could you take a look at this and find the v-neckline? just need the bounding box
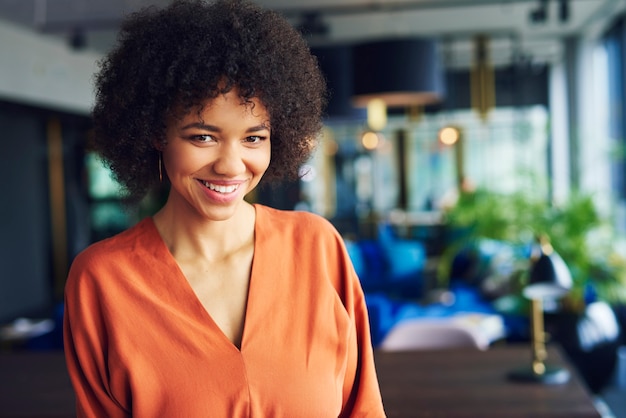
[147,205,262,352]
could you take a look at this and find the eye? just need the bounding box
[190,134,215,144]
[245,135,267,144]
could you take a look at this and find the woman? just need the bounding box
[63,0,386,416]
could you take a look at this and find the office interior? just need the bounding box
[2,0,626,416]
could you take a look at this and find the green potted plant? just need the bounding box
[438,186,626,393]
[439,187,626,311]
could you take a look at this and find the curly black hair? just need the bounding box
[92,0,327,202]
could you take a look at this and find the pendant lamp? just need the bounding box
[311,45,365,120]
[471,34,495,122]
[352,38,446,109]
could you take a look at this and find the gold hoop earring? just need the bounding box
[158,153,163,182]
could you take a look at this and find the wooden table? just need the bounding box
[0,345,602,417]
[375,344,602,417]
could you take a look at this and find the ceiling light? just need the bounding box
[438,126,460,146]
[529,0,548,24]
[367,99,387,131]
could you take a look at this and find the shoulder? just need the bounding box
[75,218,154,260]
[254,204,350,267]
[254,204,339,239]
[67,218,157,283]
[253,205,361,303]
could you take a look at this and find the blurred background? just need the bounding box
[2,0,626,414]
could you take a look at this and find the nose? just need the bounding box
[212,142,246,176]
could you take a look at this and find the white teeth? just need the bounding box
[202,181,239,194]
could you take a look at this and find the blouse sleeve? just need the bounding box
[333,232,387,417]
[63,253,131,418]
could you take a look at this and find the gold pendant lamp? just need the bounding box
[470,34,496,123]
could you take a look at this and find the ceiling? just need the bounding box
[0,0,624,67]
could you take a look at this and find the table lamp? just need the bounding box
[508,237,573,384]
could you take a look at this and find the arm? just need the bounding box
[341,287,387,417]
[63,255,131,418]
[335,235,387,417]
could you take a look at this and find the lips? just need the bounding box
[198,180,240,194]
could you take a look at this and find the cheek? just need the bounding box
[164,147,204,176]
[255,148,272,174]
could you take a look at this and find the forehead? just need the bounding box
[172,91,270,126]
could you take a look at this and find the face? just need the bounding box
[161,89,271,222]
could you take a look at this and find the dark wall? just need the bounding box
[0,101,90,323]
[0,104,52,322]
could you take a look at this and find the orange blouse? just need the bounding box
[64,204,385,417]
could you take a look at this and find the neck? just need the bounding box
[152,201,256,263]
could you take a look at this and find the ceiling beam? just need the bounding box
[275,0,566,18]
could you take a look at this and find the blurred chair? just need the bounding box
[376,223,426,298]
[379,319,489,351]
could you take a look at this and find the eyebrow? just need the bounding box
[180,122,270,133]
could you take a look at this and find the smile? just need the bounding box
[200,180,240,194]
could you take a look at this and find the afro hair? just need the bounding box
[91,0,327,202]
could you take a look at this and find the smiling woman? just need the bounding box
[62,0,385,417]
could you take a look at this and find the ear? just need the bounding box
[153,140,166,151]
